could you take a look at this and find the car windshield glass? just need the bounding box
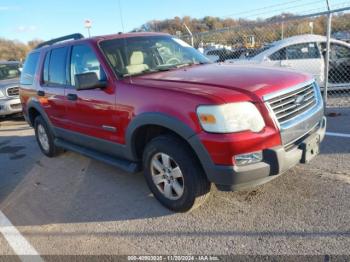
[100,35,210,77]
[0,64,20,80]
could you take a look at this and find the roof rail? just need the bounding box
[35,33,84,49]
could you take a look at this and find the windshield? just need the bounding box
[0,63,21,80]
[245,45,272,59]
[100,35,210,77]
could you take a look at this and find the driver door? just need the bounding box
[63,44,118,146]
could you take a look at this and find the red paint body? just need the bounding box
[20,33,313,165]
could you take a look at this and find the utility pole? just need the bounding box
[184,23,194,47]
[309,21,314,34]
[323,0,332,104]
[281,15,285,40]
[84,20,92,38]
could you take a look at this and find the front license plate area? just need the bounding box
[299,134,320,163]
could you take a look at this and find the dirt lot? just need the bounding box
[0,109,349,257]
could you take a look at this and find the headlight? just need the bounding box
[197,102,265,133]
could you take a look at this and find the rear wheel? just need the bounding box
[143,135,211,212]
[34,116,60,157]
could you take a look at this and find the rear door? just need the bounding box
[40,47,69,128]
[63,43,117,145]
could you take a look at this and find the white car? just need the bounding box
[228,34,350,90]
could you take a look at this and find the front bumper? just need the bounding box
[0,98,22,116]
[199,116,326,191]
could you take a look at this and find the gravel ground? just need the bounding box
[0,111,349,257]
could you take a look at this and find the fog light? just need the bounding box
[235,151,263,166]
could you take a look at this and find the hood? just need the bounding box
[0,78,20,90]
[131,63,312,102]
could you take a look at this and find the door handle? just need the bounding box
[37,90,45,96]
[67,93,78,101]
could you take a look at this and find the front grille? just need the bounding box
[6,87,19,96]
[10,103,22,110]
[267,83,317,124]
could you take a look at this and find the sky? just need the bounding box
[0,0,348,43]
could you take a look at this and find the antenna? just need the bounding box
[118,0,125,33]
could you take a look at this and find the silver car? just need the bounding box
[0,61,22,117]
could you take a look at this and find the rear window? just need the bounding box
[20,52,40,85]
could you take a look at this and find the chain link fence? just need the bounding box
[181,6,350,108]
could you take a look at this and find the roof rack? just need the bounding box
[35,33,84,49]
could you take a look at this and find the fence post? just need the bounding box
[323,3,332,105]
[184,23,194,47]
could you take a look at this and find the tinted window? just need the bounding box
[48,47,68,85]
[270,48,286,60]
[20,52,39,85]
[0,63,21,81]
[42,51,50,83]
[70,45,105,86]
[207,50,219,56]
[331,44,350,59]
[285,43,320,60]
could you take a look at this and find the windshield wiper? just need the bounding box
[122,62,208,77]
[123,68,170,77]
[157,61,208,71]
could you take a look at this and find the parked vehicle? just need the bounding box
[228,34,350,90]
[204,48,248,62]
[0,61,22,117]
[20,33,326,211]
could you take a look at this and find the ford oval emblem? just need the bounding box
[295,94,306,106]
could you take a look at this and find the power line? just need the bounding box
[232,0,326,19]
[223,0,305,17]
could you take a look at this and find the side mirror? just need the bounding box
[75,72,107,91]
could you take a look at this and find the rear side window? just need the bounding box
[47,47,68,85]
[20,52,40,85]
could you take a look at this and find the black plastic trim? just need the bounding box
[35,33,84,49]
[54,127,127,159]
[54,138,140,173]
[125,113,197,161]
[26,99,56,135]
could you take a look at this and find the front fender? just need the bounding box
[125,112,196,160]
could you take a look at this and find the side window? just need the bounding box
[48,47,68,85]
[20,52,40,85]
[285,43,320,60]
[42,51,50,84]
[70,44,106,86]
[331,44,350,60]
[270,48,286,61]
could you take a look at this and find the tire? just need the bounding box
[34,116,60,157]
[143,134,211,212]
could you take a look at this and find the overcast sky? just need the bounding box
[0,0,348,42]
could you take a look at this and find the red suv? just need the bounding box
[20,33,326,211]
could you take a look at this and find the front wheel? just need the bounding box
[143,135,211,212]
